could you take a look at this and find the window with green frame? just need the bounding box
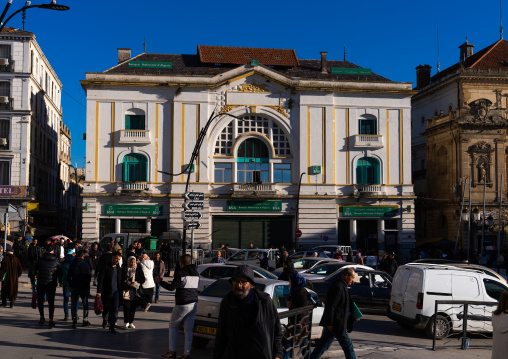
[359,118,377,135]
[356,157,380,184]
[237,138,269,183]
[122,153,148,182]
[125,115,145,130]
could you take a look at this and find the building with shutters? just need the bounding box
[81,46,415,257]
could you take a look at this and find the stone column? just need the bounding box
[350,220,357,248]
[115,218,121,233]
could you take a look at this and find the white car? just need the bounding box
[196,263,277,292]
[227,249,278,270]
[312,245,353,255]
[300,262,374,281]
[272,258,339,277]
[191,278,324,349]
[290,251,331,260]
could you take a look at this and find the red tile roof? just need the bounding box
[197,45,300,67]
[468,39,508,69]
[0,27,32,35]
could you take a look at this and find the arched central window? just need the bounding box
[237,138,269,183]
[356,157,380,184]
[122,153,147,182]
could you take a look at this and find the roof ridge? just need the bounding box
[103,52,145,73]
[470,39,503,68]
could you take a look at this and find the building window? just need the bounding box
[0,160,9,184]
[214,163,232,183]
[359,117,377,135]
[238,162,269,183]
[0,119,9,149]
[125,114,145,130]
[237,138,269,183]
[122,153,148,182]
[273,163,291,183]
[356,157,380,184]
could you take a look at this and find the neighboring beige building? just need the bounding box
[412,38,508,253]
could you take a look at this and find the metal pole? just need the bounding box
[295,172,305,250]
[74,166,78,239]
[498,174,503,266]
[468,178,471,263]
[0,0,13,28]
[191,228,194,264]
[482,174,486,256]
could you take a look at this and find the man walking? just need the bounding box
[158,254,199,359]
[96,252,122,333]
[34,245,62,327]
[67,249,92,328]
[27,238,40,286]
[310,268,358,359]
[0,248,23,308]
[213,265,283,359]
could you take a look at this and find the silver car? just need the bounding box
[196,263,277,292]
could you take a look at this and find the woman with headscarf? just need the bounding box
[122,256,142,329]
[0,249,23,308]
[492,291,508,359]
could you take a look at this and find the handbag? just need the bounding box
[94,296,103,315]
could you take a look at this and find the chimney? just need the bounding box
[117,48,131,64]
[415,64,432,89]
[320,51,328,74]
[458,40,474,62]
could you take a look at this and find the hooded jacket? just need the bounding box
[34,252,62,286]
[160,264,199,305]
[213,288,283,359]
[138,259,155,289]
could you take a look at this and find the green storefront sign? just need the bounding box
[342,206,398,217]
[227,200,282,212]
[331,67,372,75]
[128,61,173,69]
[105,205,163,216]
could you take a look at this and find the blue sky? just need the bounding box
[9,0,506,168]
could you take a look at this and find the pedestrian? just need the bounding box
[96,251,123,333]
[153,252,165,303]
[492,291,508,359]
[83,248,93,271]
[278,249,288,268]
[27,238,40,286]
[382,252,398,277]
[122,256,142,329]
[278,257,295,281]
[138,253,155,311]
[90,242,101,286]
[57,238,66,262]
[60,248,76,321]
[13,236,24,264]
[160,241,171,275]
[346,252,353,262]
[0,245,4,263]
[333,249,344,261]
[224,244,231,259]
[211,250,226,264]
[310,267,359,359]
[213,264,283,359]
[258,252,269,270]
[353,252,364,265]
[159,254,199,359]
[34,245,62,327]
[0,248,22,308]
[67,249,92,328]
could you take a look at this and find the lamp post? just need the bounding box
[295,172,305,250]
[0,1,70,32]
[68,164,79,239]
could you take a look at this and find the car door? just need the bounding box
[349,270,373,308]
[273,284,291,313]
[451,274,484,331]
[482,278,508,332]
[370,272,392,310]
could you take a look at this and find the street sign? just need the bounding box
[183,202,204,211]
[322,235,329,242]
[295,229,302,238]
[184,221,202,230]
[182,211,203,220]
[184,192,205,201]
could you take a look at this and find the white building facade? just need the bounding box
[81,46,415,257]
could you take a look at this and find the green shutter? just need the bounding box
[356,157,380,184]
[125,115,131,130]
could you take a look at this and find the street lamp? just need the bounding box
[0,1,70,33]
[472,207,481,222]
[68,164,79,239]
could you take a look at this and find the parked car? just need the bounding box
[196,263,277,291]
[290,251,330,260]
[272,258,339,277]
[191,278,324,348]
[99,232,150,251]
[310,268,392,311]
[227,249,278,270]
[312,245,353,255]
[407,262,507,284]
[299,262,373,281]
[202,248,240,264]
[388,264,508,339]
[410,258,466,265]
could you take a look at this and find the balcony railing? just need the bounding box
[118,130,151,144]
[356,184,384,194]
[354,134,384,148]
[118,182,151,192]
[233,183,276,194]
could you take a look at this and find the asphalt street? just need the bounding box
[0,274,494,359]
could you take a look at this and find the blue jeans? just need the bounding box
[71,288,89,323]
[62,286,73,318]
[168,302,197,355]
[154,281,161,301]
[310,327,356,359]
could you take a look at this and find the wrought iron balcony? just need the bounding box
[233,183,276,194]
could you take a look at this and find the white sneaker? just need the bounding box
[129,323,135,329]
[123,323,130,329]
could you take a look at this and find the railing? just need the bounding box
[233,183,276,192]
[356,184,383,193]
[119,182,151,191]
[279,305,314,359]
[354,134,384,148]
[432,300,496,351]
[119,129,151,143]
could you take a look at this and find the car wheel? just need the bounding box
[192,337,209,349]
[425,314,451,339]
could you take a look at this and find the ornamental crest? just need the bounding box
[469,99,492,123]
[470,141,493,152]
[238,82,268,93]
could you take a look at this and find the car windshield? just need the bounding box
[307,263,347,275]
[254,267,277,279]
[228,251,245,261]
[200,280,266,298]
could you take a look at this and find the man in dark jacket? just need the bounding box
[158,254,199,359]
[67,249,92,328]
[0,248,22,307]
[213,265,283,359]
[381,252,398,277]
[96,251,122,333]
[34,245,62,327]
[310,268,358,359]
[27,238,40,286]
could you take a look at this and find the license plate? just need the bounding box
[197,325,216,335]
[392,303,401,312]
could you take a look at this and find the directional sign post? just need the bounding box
[182,211,203,220]
[184,221,202,230]
[183,202,204,211]
[184,192,205,201]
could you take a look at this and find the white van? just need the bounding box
[388,264,508,339]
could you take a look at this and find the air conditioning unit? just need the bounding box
[0,138,7,146]
[0,96,9,103]
[0,58,9,66]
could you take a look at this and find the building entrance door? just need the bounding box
[356,219,378,251]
